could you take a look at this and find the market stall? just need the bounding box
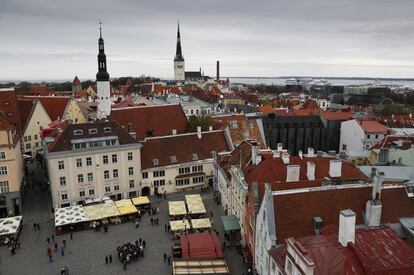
[191,218,212,231]
[132,196,150,207]
[115,199,138,218]
[0,216,23,244]
[170,219,191,240]
[83,204,103,221]
[169,201,187,219]
[185,195,206,216]
[54,205,87,234]
[100,201,121,224]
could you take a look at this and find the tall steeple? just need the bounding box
[96,20,111,119]
[174,22,184,62]
[96,20,110,81]
[174,21,185,81]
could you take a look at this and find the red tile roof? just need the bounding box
[109,104,188,141]
[0,89,22,135]
[140,130,230,169]
[19,96,69,121]
[31,85,53,96]
[0,112,10,130]
[17,99,35,133]
[371,135,414,150]
[271,227,414,275]
[357,120,388,134]
[302,100,321,110]
[273,186,414,244]
[73,76,81,85]
[153,85,181,95]
[180,231,223,259]
[322,110,354,121]
[257,105,275,113]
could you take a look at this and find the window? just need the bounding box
[375,134,379,139]
[142,172,148,179]
[179,167,190,175]
[105,186,111,192]
[128,152,133,161]
[28,136,31,141]
[112,154,117,163]
[129,180,135,188]
[128,167,134,175]
[104,127,112,133]
[0,166,8,176]
[87,173,93,182]
[76,158,82,168]
[192,153,198,161]
[35,142,39,147]
[78,174,84,183]
[153,170,165,177]
[61,193,68,200]
[24,136,27,142]
[152,159,159,166]
[192,176,204,184]
[86,157,92,166]
[59,177,66,186]
[114,185,119,191]
[103,155,108,164]
[26,143,31,149]
[0,152,5,160]
[154,180,165,186]
[89,128,98,134]
[58,161,65,170]
[176,178,190,186]
[79,190,85,197]
[104,170,110,179]
[113,169,118,178]
[34,134,38,140]
[367,134,371,139]
[192,165,203,173]
[0,181,10,193]
[73,129,83,136]
[89,189,95,195]
[170,155,177,163]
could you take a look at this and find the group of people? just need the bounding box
[92,221,109,232]
[117,239,146,270]
[33,222,41,231]
[7,237,20,255]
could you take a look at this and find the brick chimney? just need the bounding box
[329,159,342,177]
[197,126,202,139]
[172,129,177,135]
[307,162,315,181]
[338,209,356,247]
[307,147,315,157]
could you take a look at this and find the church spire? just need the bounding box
[96,20,109,82]
[174,21,184,62]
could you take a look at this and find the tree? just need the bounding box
[187,115,212,132]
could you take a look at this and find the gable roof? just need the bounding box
[47,120,138,153]
[356,120,388,134]
[140,130,230,169]
[19,96,69,121]
[73,76,81,85]
[0,89,22,135]
[17,99,35,133]
[370,135,414,150]
[0,112,10,130]
[109,104,188,141]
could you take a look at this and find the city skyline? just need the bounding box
[1,0,414,80]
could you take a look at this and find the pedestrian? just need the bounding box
[33,222,36,231]
[61,247,64,256]
[150,218,153,225]
[109,254,112,263]
[123,261,127,270]
[46,237,51,244]
[17,241,21,249]
[47,247,52,255]
[148,210,151,217]
[167,255,171,265]
[168,224,171,232]
[223,241,226,250]
[143,240,146,248]
[70,233,73,240]
[163,253,167,262]
[37,223,40,230]
[48,254,53,262]
[54,243,58,252]
[139,238,142,244]
[210,210,214,218]
[164,224,167,232]
[105,255,108,264]
[63,239,66,248]
[52,234,55,243]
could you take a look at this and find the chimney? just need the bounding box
[277,143,283,152]
[286,165,300,182]
[338,209,356,247]
[127,123,133,133]
[146,128,153,137]
[329,159,342,177]
[197,126,202,139]
[272,150,280,159]
[172,129,177,135]
[251,146,261,165]
[307,147,314,157]
[298,150,303,159]
[282,152,290,164]
[216,60,220,80]
[410,113,412,119]
[209,126,213,131]
[307,162,315,181]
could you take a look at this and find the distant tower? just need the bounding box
[96,21,111,119]
[174,22,185,81]
[72,76,82,92]
[216,61,220,80]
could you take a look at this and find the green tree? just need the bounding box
[187,115,212,132]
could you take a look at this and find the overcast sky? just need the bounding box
[1,0,414,81]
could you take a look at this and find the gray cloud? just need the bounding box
[0,0,414,80]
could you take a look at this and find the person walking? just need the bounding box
[70,233,73,240]
[46,237,51,244]
[164,224,167,232]
[150,218,153,225]
[109,254,112,263]
[51,234,55,243]
[123,261,127,270]
[167,255,171,266]
[63,239,66,248]
[61,247,65,256]
[37,223,40,230]
[105,255,108,264]
[33,222,37,231]
[47,247,52,256]
[143,240,146,248]
[54,243,58,252]
[163,253,167,262]
[48,254,53,262]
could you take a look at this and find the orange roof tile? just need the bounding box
[357,120,388,133]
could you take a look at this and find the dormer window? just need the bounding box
[192,153,198,161]
[74,129,83,136]
[152,158,159,166]
[89,128,98,134]
[170,156,177,163]
[103,127,112,133]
